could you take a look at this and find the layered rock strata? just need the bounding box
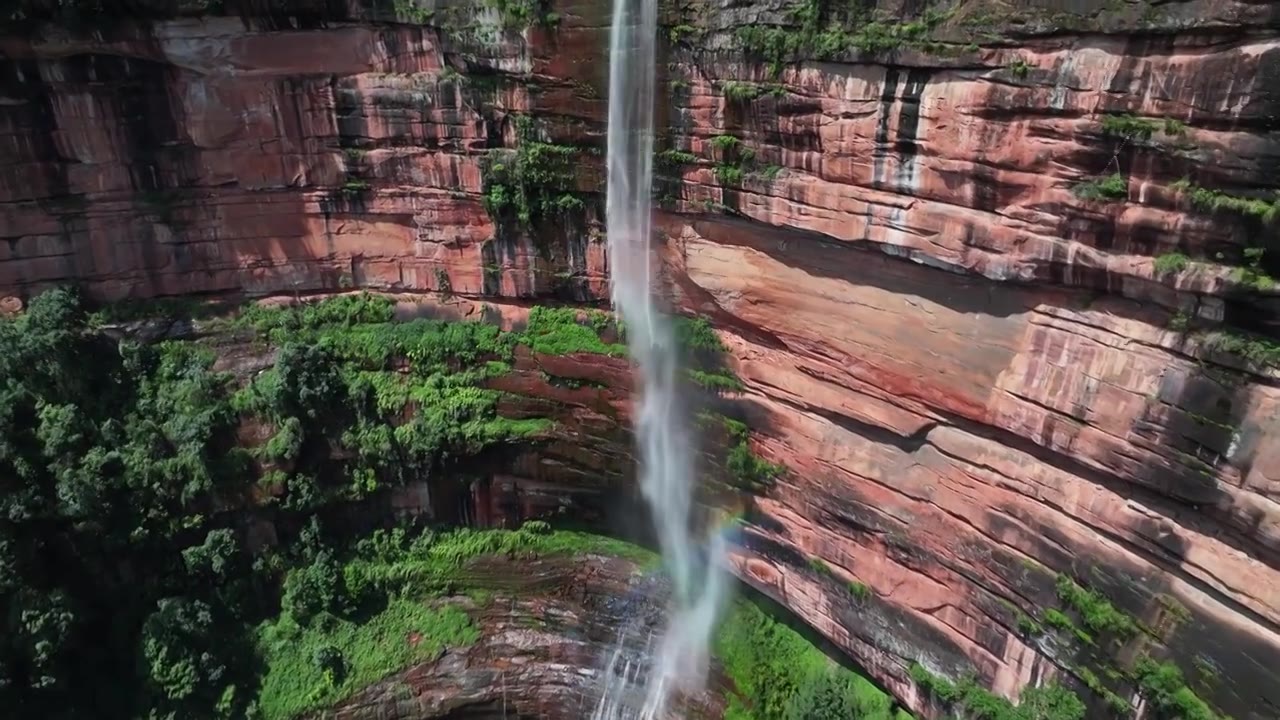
[3,1,1280,719]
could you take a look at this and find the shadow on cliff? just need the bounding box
[974,356,1280,719]
[0,18,363,303]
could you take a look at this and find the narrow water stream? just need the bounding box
[591,0,730,717]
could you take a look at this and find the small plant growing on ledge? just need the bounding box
[1054,574,1139,639]
[341,178,371,197]
[1134,656,1226,720]
[721,81,761,102]
[393,0,434,24]
[735,2,954,77]
[808,557,833,576]
[1100,113,1188,141]
[910,663,1087,720]
[1230,247,1276,291]
[1203,329,1280,369]
[1172,178,1280,222]
[847,580,871,601]
[1153,252,1190,275]
[1072,173,1128,201]
[1008,58,1032,78]
[668,24,697,43]
[708,134,759,188]
[657,149,697,168]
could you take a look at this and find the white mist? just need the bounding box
[591,0,729,717]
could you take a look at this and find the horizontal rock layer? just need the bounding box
[3,1,1279,719]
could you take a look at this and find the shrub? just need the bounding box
[1073,174,1128,201]
[1153,252,1189,274]
[281,552,349,627]
[1054,574,1138,639]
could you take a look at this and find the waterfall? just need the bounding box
[592,0,730,717]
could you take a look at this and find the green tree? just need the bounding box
[6,589,77,692]
[140,597,227,704]
[281,551,348,626]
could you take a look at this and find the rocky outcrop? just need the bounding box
[317,551,723,719]
[3,1,1280,719]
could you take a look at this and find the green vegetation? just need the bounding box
[1154,251,1190,275]
[1016,613,1042,637]
[1204,329,1280,369]
[1075,665,1132,715]
[1033,575,1232,716]
[675,315,745,391]
[257,599,475,719]
[1229,247,1276,291]
[1072,173,1128,201]
[808,557,833,576]
[1042,608,1094,646]
[668,23,697,43]
[0,288,655,718]
[482,116,585,230]
[722,417,783,488]
[697,413,785,490]
[803,556,875,599]
[86,295,234,326]
[1099,113,1185,141]
[1054,574,1139,640]
[722,81,762,102]
[716,601,910,720]
[710,134,757,187]
[522,306,624,356]
[676,316,784,489]
[1172,178,1280,223]
[482,0,558,29]
[255,524,647,719]
[847,581,871,602]
[341,178,371,196]
[1008,58,1032,78]
[910,663,1085,720]
[735,1,953,76]
[1135,656,1225,720]
[392,0,433,24]
[657,148,698,169]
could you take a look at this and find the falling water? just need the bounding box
[592,0,730,717]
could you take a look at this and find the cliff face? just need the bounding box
[3,1,1280,719]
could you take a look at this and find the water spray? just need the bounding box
[592,0,730,716]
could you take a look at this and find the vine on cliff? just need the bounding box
[482,116,587,234]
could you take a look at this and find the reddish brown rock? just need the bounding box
[661,209,1280,718]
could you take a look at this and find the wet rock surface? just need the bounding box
[314,553,721,720]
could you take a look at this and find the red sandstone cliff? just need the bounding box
[2,0,1279,718]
